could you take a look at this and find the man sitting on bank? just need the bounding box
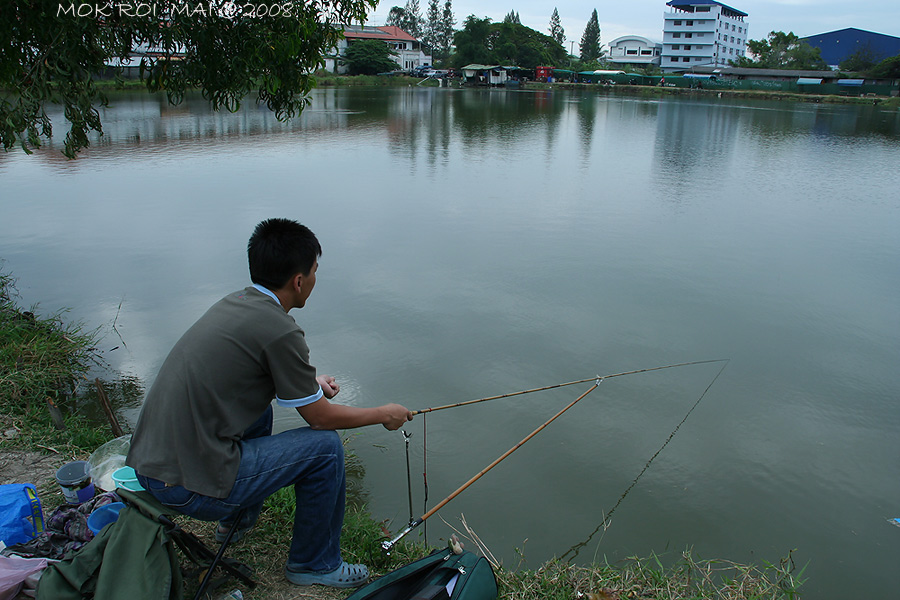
[126,218,412,588]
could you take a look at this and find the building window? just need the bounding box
[673,32,681,38]
[685,33,692,38]
[626,49,637,55]
[683,57,691,62]
[730,36,734,42]
[732,24,736,31]
[697,33,704,37]
[686,20,693,26]
[672,44,680,50]
[684,45,691,50]
[641,50,652,55]
[738,27,742,33]
[674,20,681,26]
[729,48,734,54]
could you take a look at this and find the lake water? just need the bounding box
[1,87,898,598]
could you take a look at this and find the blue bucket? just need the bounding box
[87,502,125,535]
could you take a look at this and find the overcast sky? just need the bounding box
[370,0,900,50]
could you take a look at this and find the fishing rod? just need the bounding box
[410,359,729,416]
[382,380,603,553]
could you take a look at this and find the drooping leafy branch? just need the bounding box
[0,0,377,158]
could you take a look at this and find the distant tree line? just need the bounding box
[732,30,900,77]
[382,5,606,68]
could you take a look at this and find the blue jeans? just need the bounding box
[135,406,346,573]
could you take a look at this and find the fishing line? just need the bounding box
[560,358,730,562]
[403,430,413,523]
[422,412,428,545]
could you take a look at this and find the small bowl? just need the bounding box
[88,502,125,534]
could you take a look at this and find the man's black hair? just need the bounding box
[248,218,322,290]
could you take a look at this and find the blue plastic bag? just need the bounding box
[0,484,44,547]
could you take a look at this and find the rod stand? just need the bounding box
[381,518,422,554]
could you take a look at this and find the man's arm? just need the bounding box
[295,374,411,431]
[297,398,412,431]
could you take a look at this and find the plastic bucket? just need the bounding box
[55,460,94,504]
[111,466,144,491]
[87,502,125,534]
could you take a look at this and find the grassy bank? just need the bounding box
[0,267,805,599]
[0,270,111,455]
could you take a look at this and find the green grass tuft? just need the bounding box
[0,268,110,454]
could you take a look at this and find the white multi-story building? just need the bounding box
[660,0,749,72]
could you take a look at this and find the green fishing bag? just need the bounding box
[346,548,497,600]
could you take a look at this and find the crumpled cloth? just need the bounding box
[1,493,120,560]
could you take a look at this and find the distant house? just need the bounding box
[324,25,432,74]
[460,65,509,86]
[802,28,900,69]
[661,0,749,73]
[607,36,662,68]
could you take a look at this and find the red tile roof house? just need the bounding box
[324,25,433,74]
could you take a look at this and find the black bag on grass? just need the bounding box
[347,548,497,600]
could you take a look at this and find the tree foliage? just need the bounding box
[423,0,454,62]
[452,16,565,69]
[386,0,422,37]
[452,16,494,66]
[386,6,407,28]
[732,31,827,70]
[341,39,400,75]
[839,43,883,72]
[0,0,376,158]
[503,11,520,25]
[440,1,456,60]
[865,53,900,78]
[579,9,601,62]
[424,0,441,51]
[549,8,565,47]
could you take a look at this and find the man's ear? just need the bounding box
[291,272,305,292]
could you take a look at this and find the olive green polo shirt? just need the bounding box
[126,286,320,498]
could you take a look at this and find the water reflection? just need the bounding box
[653,100,739,183]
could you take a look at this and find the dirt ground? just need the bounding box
[0,449,69,502]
